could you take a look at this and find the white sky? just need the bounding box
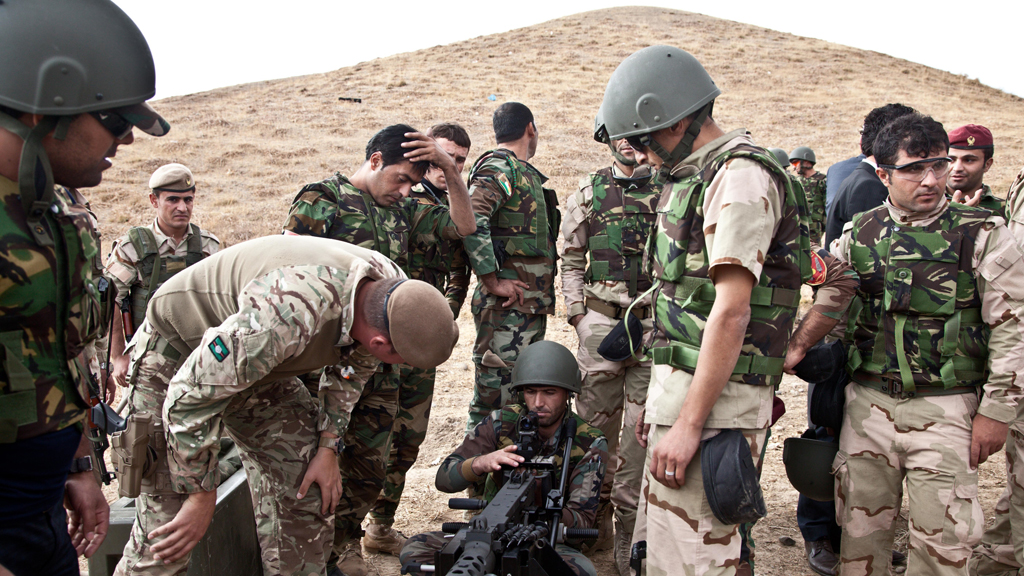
[113,1,1024,100]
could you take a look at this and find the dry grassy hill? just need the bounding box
[89,7,1022,576]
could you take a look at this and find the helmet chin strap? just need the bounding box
[0,111,73,246]
[646,101,714,182]
[609,141,638,168]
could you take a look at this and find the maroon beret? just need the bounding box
[949,124,993,149]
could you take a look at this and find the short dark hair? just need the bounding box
[861,103,916,157]
[982,147,994,162]
[493,102,534,144]
[365,124,429,172]
[428,123,471,149]
[362,277,406,337]
[873,113,949,168]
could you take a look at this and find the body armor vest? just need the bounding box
[470,150,559,278]
[128,223,205,331]
[585,167,659,297]
[846,204,989,391]
[648,144,811,387]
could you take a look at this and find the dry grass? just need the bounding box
[84,7,1018,576]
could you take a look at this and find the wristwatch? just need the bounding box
[68,456,94,474]
[318,437,342,454]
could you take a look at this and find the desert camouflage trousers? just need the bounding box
[369,364,436,525]
[400,530,597,576]
[466,306,547,432]
[573,308,651,535]
[835,383,983,576]
[631,425,768,576]
[330,367,401,560]
[970,429,1024,576]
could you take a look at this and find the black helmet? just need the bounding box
[510,341,582,394]
[783,429,839,502]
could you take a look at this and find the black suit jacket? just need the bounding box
[825,162,888,246]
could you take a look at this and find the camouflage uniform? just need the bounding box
[283,173,464,556]
[560,163,658,538]
[833,196,1024,576]
[463,149,559,432]
[0,176,105,444]
[948,183,1007,220]
[105,219,220,333]
[400,403,607,576]
[795,171,827,242]
[632,130,856,576]
[154,236,403,576]
[971,166,1024,576]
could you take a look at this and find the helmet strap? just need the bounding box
[650,101,714,181]
[0,110,59,246]
[608,140,638,167]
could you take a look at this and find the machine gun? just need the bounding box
[402,413,598,576]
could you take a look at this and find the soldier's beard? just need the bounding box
[612,150,638,167]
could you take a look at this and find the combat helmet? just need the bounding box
[769,148,790,169]
[0,0,169,245]
[510,341,582,394]
[790,146,817,165]
[598,45,720,173]
[594,104,637,168]
[783,429,839,502]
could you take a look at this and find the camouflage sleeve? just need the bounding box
[703,158,782,280]
[974,220,1024,425]
[163,265,352,493]
[561,435,607,529]
[807,245,858,320]
[446,246,471,316]
[408,200,464,242]
[104,235,138,307]
[315,352,375,438]
[559,181,591,319]
[435,411,502,493]
[282,185,339,236]
[462,170,511,276]
[1005,166,1024,243]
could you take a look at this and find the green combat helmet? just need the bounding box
[782,429,839,502]
[0,0,170,245]
[594,105,636,167]
[790,146,817,165]
[509,341,582,394]
[769,148,790,169]
[598,45,721,176]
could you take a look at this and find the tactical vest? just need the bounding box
[469,150,559,278]
[648,144,811,388]
[127,223,205,331]
[409,183,466,291]
[585,167,659,297]
[845,205,990,391]
[0,183,106,442]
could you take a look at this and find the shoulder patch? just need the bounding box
[208,336,230,362]
[808,250,828,286]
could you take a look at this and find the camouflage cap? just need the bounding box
[113,101,170,137]
[150,163,195,192]
[385,279,459,369]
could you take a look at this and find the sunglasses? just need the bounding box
[878,156,952,183]
[624,133,652,152]
[89,110,133,140]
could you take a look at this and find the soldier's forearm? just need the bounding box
[445,171,476,237]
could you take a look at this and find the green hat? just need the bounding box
[768,148,790,168]
[510,341,582,394]
[789,146,816,164]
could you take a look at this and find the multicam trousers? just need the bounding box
[835,383,983,576]
[631,425,768,576]
[400,530,597,576]
[970,429,1024,576]
[369,365,436,525]
[572,308,650,534]
[330,367,401,560]
[466,307,547,432]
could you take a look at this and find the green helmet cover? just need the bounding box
[510,341,582,394]
[790,146,817,164]
[768,148,790,169]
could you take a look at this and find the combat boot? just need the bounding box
[335,539,368,576]
[612,520,632,576]
[363,522,407,556]
[583,500,614,554]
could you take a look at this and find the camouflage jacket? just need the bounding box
[409,180,471,316]
[560,164,660,317]
[282,172,462,273]
[947,183,1006,220]
[1006,166,1024,244]
[795,171,827,241]
[464,149,559,314]
[835,198,1024,426]
[0,175,107,442]
[105,220,220,331]
[153,237,405,491]
[436,403,607,533]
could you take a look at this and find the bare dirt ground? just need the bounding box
[82,6,1022,575]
